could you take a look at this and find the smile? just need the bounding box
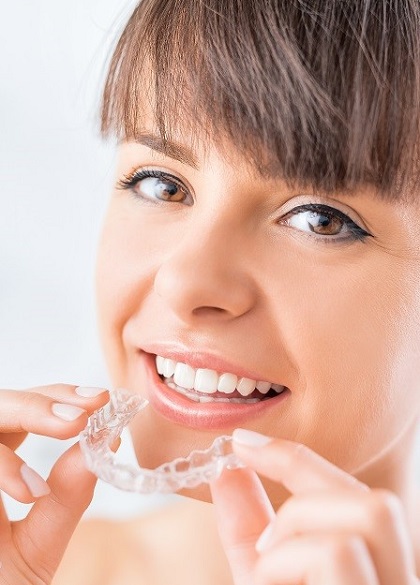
[155,355,286,403]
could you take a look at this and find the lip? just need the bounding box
[139,350,290,430]
[140,342,279,383]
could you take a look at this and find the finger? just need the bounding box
[27,383,109,405]
[255,534,379,585]
[0,386,109,441]
[210,467,275,585]
[259,490,415,585]
[0,443,50,505]
[0,492,12,538]
[232,428,368,494]
[12,441,99,582]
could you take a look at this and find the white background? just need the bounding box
[0,0,418,522]
[0,0,174,519]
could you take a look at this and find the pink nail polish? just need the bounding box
[75,386,107,398]
[232,428,273,447]
[52,403,86,421]
[20,464,51,498]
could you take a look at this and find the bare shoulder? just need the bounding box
[53,499,232,585]
[53,517,122,585]
[52,502,188,585]
[122,498,233,585]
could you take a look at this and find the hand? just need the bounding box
[211,429,419,585]
[0,384,109,585]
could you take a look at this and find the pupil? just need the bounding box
[308,211,341,235]
[163,182,178,196]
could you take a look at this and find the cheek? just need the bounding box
[95,202,160,382]
[264,247,420,467]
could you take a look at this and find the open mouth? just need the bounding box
[155,354,287,404]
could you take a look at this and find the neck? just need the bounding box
[355,422,420,571]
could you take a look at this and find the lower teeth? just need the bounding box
[164,379,266,404]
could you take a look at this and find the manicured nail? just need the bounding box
[256,522,275,553]
[232,428,273,447]
[20,464,51,498]
[75,386,107,398]
[52,403,86,421]
[110,437,121,453]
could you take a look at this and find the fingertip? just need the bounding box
[51,403,87,422]
[211,466,267,505]
[110,436,122,453]
[47,442,98,509]
[232,428,273,448]
[72,387,110,415]
[20,464,51,499]
[210,466,274,556]
[75,386,109,399]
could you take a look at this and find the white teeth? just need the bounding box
[197,395,214,403]
[156,355,165,375]
[256,381,271,394]
[194,369,219,393]
[217,373,238,393]
[154,355,285,400]
[167,380,262,404]
[173,362,195,389]
[162,358,176,378]
[237,377,256,397]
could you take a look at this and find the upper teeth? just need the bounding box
[155,355,284,397]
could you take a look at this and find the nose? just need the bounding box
[153,216,257,323]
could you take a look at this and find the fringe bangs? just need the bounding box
[101,0,420,199]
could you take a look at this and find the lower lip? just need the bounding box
[140,352,290,430]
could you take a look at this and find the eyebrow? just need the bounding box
[133,132,199,170]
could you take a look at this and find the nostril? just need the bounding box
[192,306,228,316]
[154,259,255,321]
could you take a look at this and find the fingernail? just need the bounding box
[20,464,51,498]
[110,437,121,453]
[256,522,275,553]
[232,428,273,447]
[75,386,107,398]
[52,403,86,421]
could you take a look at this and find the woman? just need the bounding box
[1,1,419,583]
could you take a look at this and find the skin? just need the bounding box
[0,385,110,584]
[212,435,420,584]
[97,137,420,497]
[92,133,420,582]
[1,127,419,583]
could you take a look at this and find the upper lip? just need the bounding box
[139,343,286,386]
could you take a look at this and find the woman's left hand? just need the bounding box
[210,430,418,585]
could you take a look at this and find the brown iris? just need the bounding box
[306,210,343,235]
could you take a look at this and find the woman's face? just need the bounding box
[96,132,420,504]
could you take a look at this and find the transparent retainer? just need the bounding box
[79,388,244,494]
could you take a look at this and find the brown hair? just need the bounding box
[101,0,420,199]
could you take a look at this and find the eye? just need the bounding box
[116,169,192,205]
[280,204,371,243]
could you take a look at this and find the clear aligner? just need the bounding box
[79,388,244,494]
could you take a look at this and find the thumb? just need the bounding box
[210,467,275,585]
[13,442,97,583]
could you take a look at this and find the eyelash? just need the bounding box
[116,169,371,244]
[117,169,187,195]
[282,203,371,244]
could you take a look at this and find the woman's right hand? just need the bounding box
[0,384,110,585]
